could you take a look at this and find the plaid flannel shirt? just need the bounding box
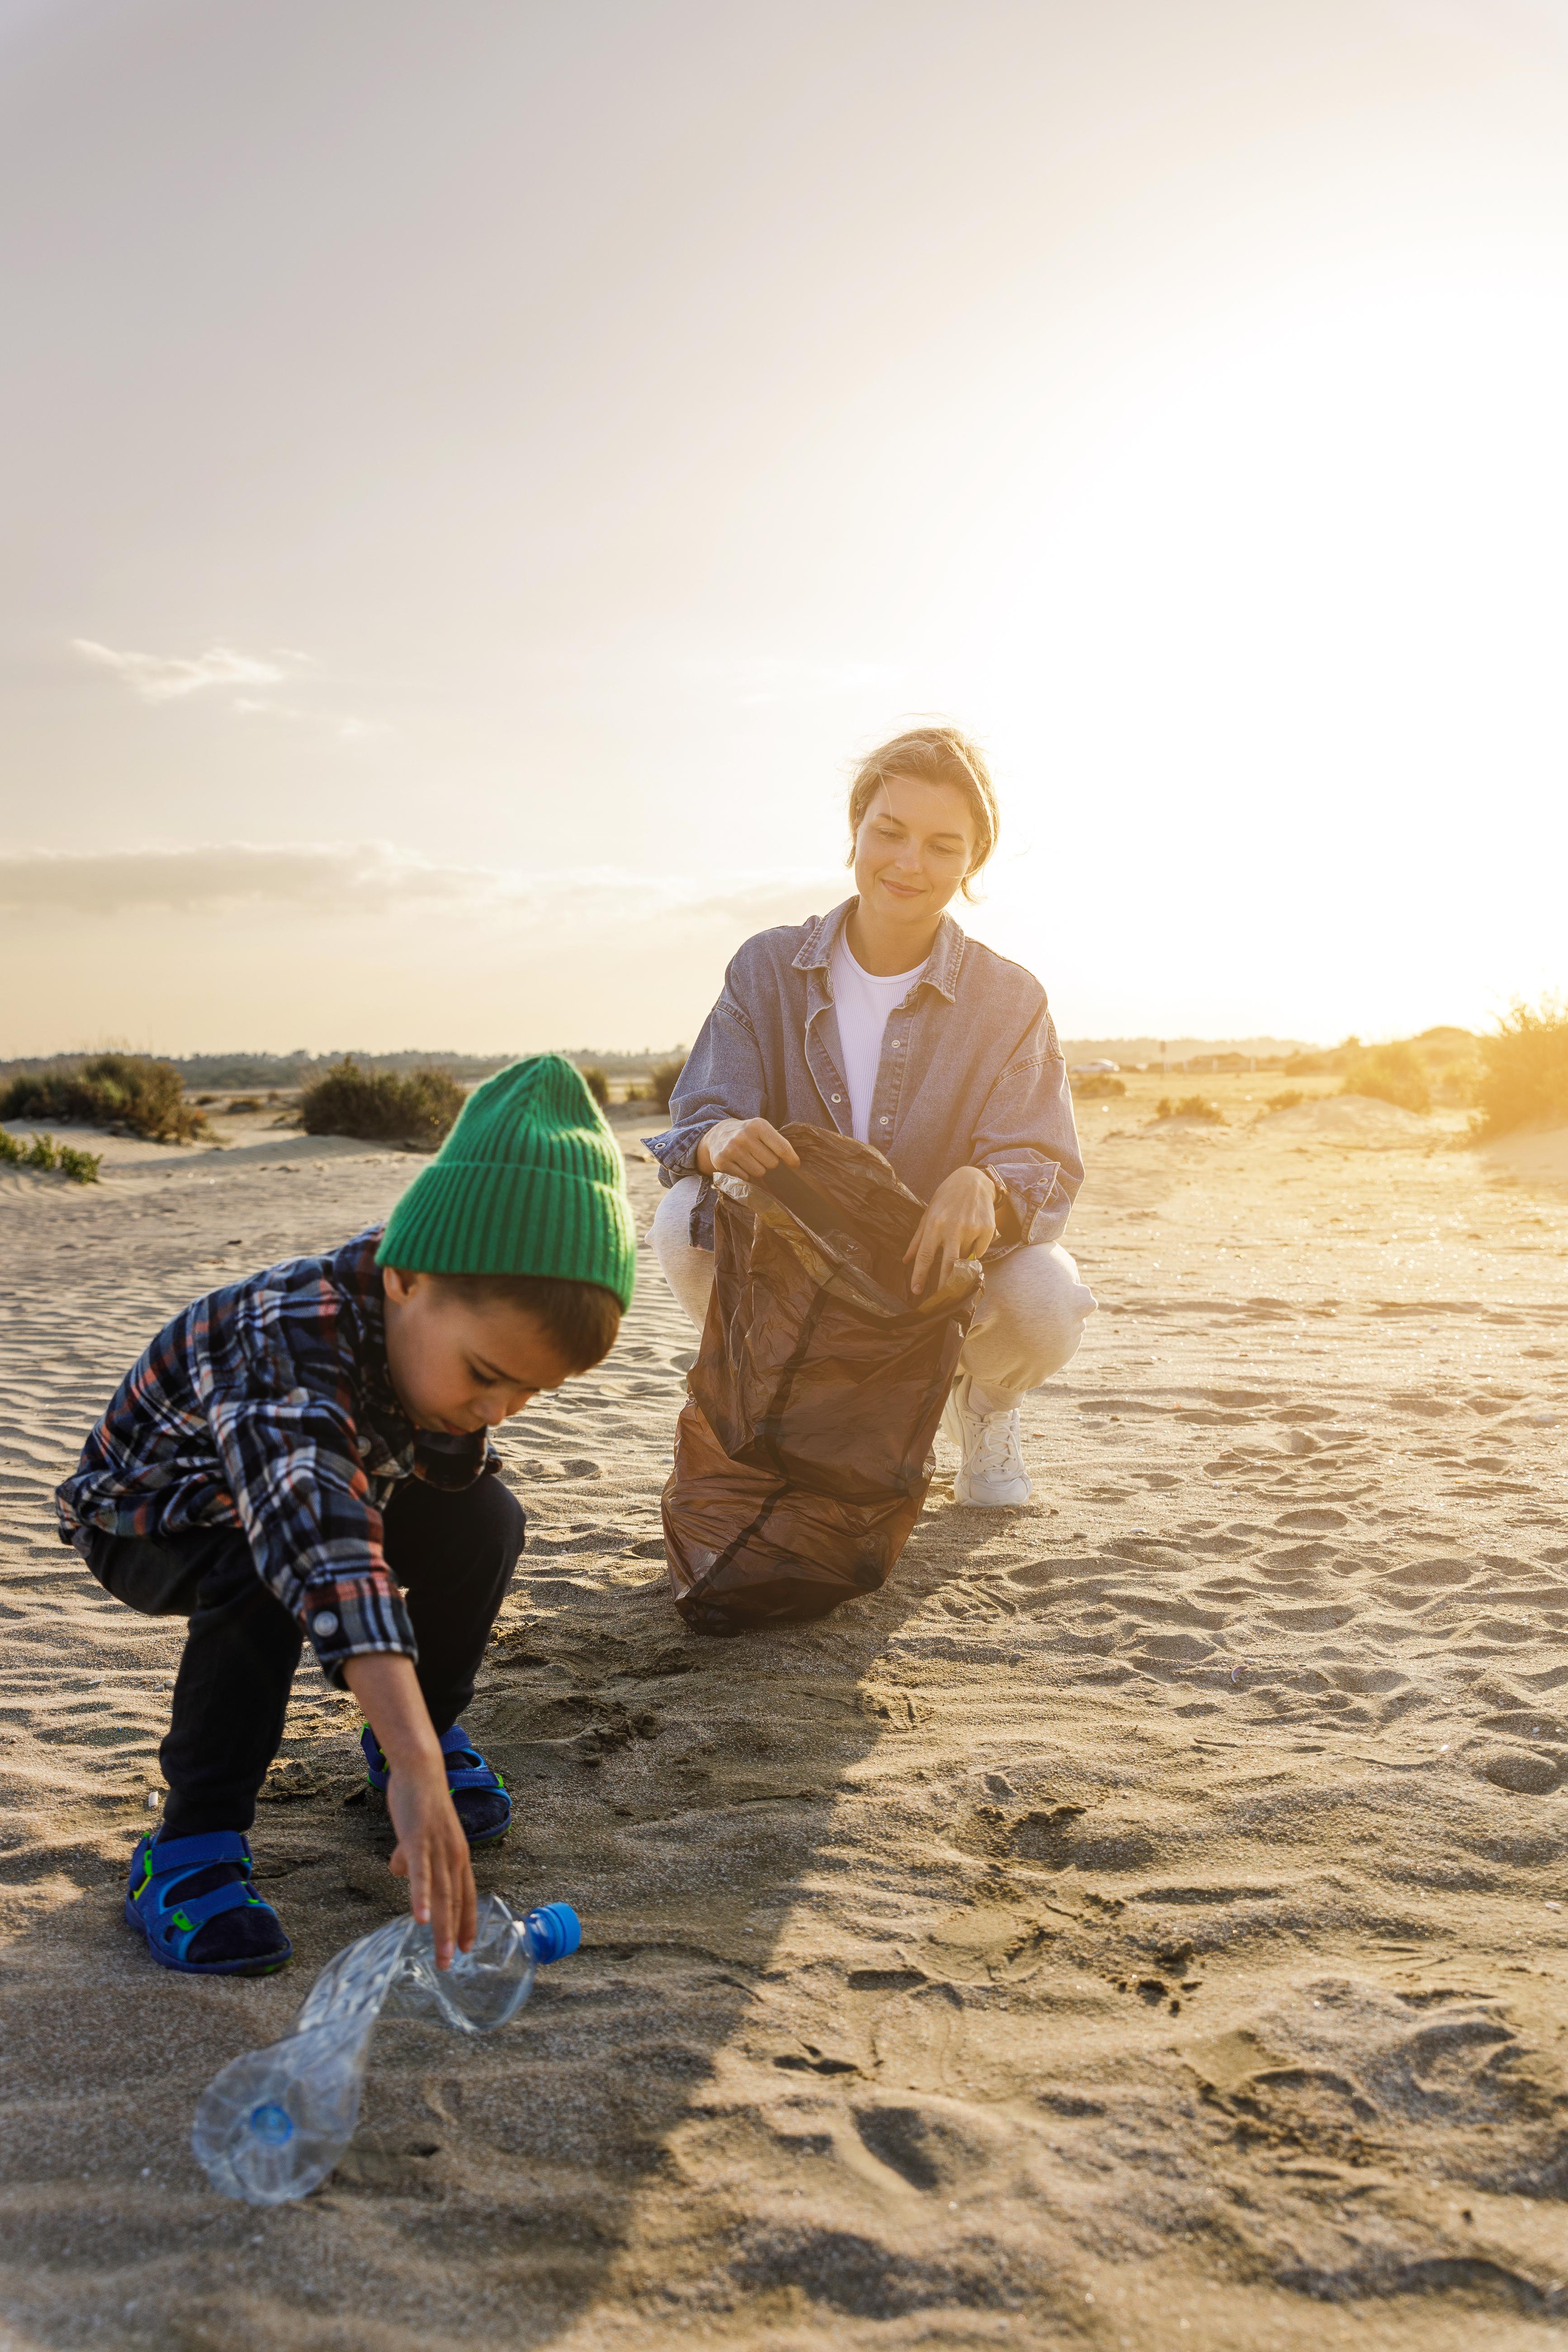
[55,1227,496,1684]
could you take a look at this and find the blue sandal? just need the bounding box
[360,1722,512,1847]
[125,1830,293,1976]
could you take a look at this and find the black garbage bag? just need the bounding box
[661,1124,981,1635]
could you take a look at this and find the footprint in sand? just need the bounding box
[1480,1751,1563,1793]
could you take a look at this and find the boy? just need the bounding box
[55,1056,634,1977]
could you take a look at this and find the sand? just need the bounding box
[2,1085,1568,2351]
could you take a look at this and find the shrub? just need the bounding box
[646,1058,686,1114]
[1473,998,1568,1140]
[1411,1026,1481,1100]
[298,1058,464,1149]
[1284,1037,1363,1077]
[1341,1042,1430,1115]
[1267,1088,1303,1113]
[1072,1072,1126,1100]
[578,1064,611,1108]
[1155,1095,1224,1124]
[0,1053,206,1143]
[225,1096,263,1114]
[0,1126,101,1183]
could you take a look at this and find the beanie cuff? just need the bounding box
[377,1162,636,1309]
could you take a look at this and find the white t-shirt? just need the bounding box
[830,934,928,1143]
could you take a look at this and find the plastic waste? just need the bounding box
[192,1895,579,2205]
[662,1124,981,1634]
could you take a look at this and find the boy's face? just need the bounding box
[381,1267,574,1434]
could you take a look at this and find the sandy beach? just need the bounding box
[3,1081,1568,2351]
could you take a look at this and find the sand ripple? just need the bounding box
[1,1109,1566,2347]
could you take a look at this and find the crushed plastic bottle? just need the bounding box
[192,1895,579,2205]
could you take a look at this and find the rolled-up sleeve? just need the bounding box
[970,1014,1085,1251]
[208,1384,417,1684]
[642,976,770,1188]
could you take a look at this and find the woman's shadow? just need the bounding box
[0,1481,1000,2344]
[356,1502,982,2337]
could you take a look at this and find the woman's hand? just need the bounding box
[904,1167,998,1297]
[697,1117,801,1180]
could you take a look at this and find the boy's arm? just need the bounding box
[342,1653,476,1968]
[208,1387,477,1963]
[208,1386,418,1681]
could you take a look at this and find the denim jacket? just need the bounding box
[644,898,1084,1255]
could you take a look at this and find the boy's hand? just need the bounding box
[342,1651,476,1969]
[384,1758,477,1970]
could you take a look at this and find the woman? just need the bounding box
[645,726,1094,1507]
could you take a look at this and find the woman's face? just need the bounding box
[853,774,977,929]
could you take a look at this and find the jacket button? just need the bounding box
[891,1039,903,1051]
[312,1611,339,1638]
[879,1115,891,1126]
[831,1094,842,1103]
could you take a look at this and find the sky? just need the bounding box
[2,0,1566,1056]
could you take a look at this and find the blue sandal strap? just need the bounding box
[439,1727,505,1788]
[360,1723,390,1789]
[156,1879,258,1935]
[139,1829,253,1880]
[128,1831,279,1968]
[125,1832,289,1976]
[362,1722,508,1828]
[363,1723,506,1789]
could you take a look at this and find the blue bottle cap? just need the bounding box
[522,1902,581,1964]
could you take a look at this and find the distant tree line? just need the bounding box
[0,1045,688,1091]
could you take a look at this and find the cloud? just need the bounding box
[0,841,841,930]
[71,639,294,703]
[0,842,473,914]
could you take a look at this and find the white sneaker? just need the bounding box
[942,1373,1032,1507]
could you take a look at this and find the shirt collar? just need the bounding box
[341,1228,494,1484]
[793,897,965,1001]
[340,1230,410,1442]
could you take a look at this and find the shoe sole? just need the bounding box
[951,1469,1033,1506]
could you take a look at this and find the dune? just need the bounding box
[1261,1095,1436,1148]
[2,1094,1567,2348]
[1479,1123,1568,1194]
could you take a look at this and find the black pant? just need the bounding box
[83,1476,525,1837]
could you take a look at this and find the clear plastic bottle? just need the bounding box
[192,1895,579,2205]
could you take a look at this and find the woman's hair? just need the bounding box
[846,726,999,899]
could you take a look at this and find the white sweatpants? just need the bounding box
[649,1172,1096,1407]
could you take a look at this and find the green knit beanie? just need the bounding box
[377,1055,635,1309]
